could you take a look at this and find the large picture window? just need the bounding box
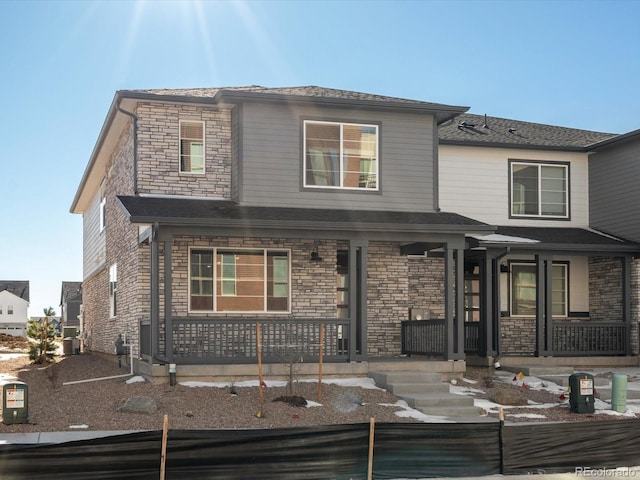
[511,262,567,317]
[189,248,290,312]
[304,120,378,190]
[510,161,568,218]
[180,121,205,174]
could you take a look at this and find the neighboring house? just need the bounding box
[0,281,29,337]
[60,281,83,330]
[30,316,62,336]
[70,86,495,380]
[438,114,640,364]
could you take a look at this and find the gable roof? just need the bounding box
[0,281,29,302]
[60,281,82,305]
[117,195,493,236]
[439,113,617,151]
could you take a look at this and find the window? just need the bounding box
[0,306,2,314]
[99,196,106,232]
[189,248,290,312]
[109,263,117,317]
[511,263,567,317]
[180,121,205,174]
[7,305,13,315]
[510,161,568,218]
[464,264,480,322]
[304,121,378,190]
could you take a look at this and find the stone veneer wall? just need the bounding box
[366,242,408,356]
[408,256,445,319]
[589,256,623,322]
[167,237,336,319]
[136,103,232,198]
[86,118,148,355]
[499,317,537,356]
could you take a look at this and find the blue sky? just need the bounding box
[1,0,639,317]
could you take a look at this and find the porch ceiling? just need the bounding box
[116,195,494,236]
[472,226,640,254]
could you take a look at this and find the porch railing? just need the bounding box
[552,322,627,356]
[401,320,445,356]
[154,318,349,364]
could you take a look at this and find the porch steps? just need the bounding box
[369,371,486,420]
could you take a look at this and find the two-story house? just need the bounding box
[0,281,29,337]
[438,115,640,367]
[70,86,495,381]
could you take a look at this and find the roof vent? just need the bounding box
[483,114,489,128]
[458,120,476,129]
[508,127,517,134]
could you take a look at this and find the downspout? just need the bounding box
[117,106,138,196]
[492,247,510,368]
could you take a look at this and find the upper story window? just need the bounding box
[179,121,205,174]
[304,120,378,190]
[99,195,106,232]
[190,248,290,313]
[7,305,13,315]
[510,161,568,219]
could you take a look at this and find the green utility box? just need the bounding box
[2,381,29,425]
[568,373,595,414]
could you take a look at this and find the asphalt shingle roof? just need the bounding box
[439,113,617,150]
[61,282,82,303]
[117,196,492,234]
[0,281,30,302]
[126,85,463,110]
[478,226,640,253]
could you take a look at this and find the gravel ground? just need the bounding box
[1,348,636,433]
[0,353,421,433]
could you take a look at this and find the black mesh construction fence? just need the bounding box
[0,419,638,479]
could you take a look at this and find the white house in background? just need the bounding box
[0,281,30,337]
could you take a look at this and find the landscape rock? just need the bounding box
[117,396,157,414]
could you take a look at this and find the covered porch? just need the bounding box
[118,195,493,380]
[401,226,640,364]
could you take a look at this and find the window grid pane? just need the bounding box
[180,122,204,174]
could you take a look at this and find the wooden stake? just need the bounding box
[160,414,169,480]
[499,407,504,422]
[256,322,264,415]
[367,417,375,480]
[317,323,325,402]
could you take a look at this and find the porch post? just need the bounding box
[481,250,500,357]
[535,254,552,356]
[164,238,173,363]
[623,255,632,355]
[150,225,159,360]
[349,240,367,361]
[444,242,464,360]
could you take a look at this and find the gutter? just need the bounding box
[117,106,138,195]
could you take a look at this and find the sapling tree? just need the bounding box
[26,307,57,364]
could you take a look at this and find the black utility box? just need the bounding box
[569,373,595,413]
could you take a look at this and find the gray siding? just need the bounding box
[590,136,640,242]
[238,103,436,212]
[82,192,106,281]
